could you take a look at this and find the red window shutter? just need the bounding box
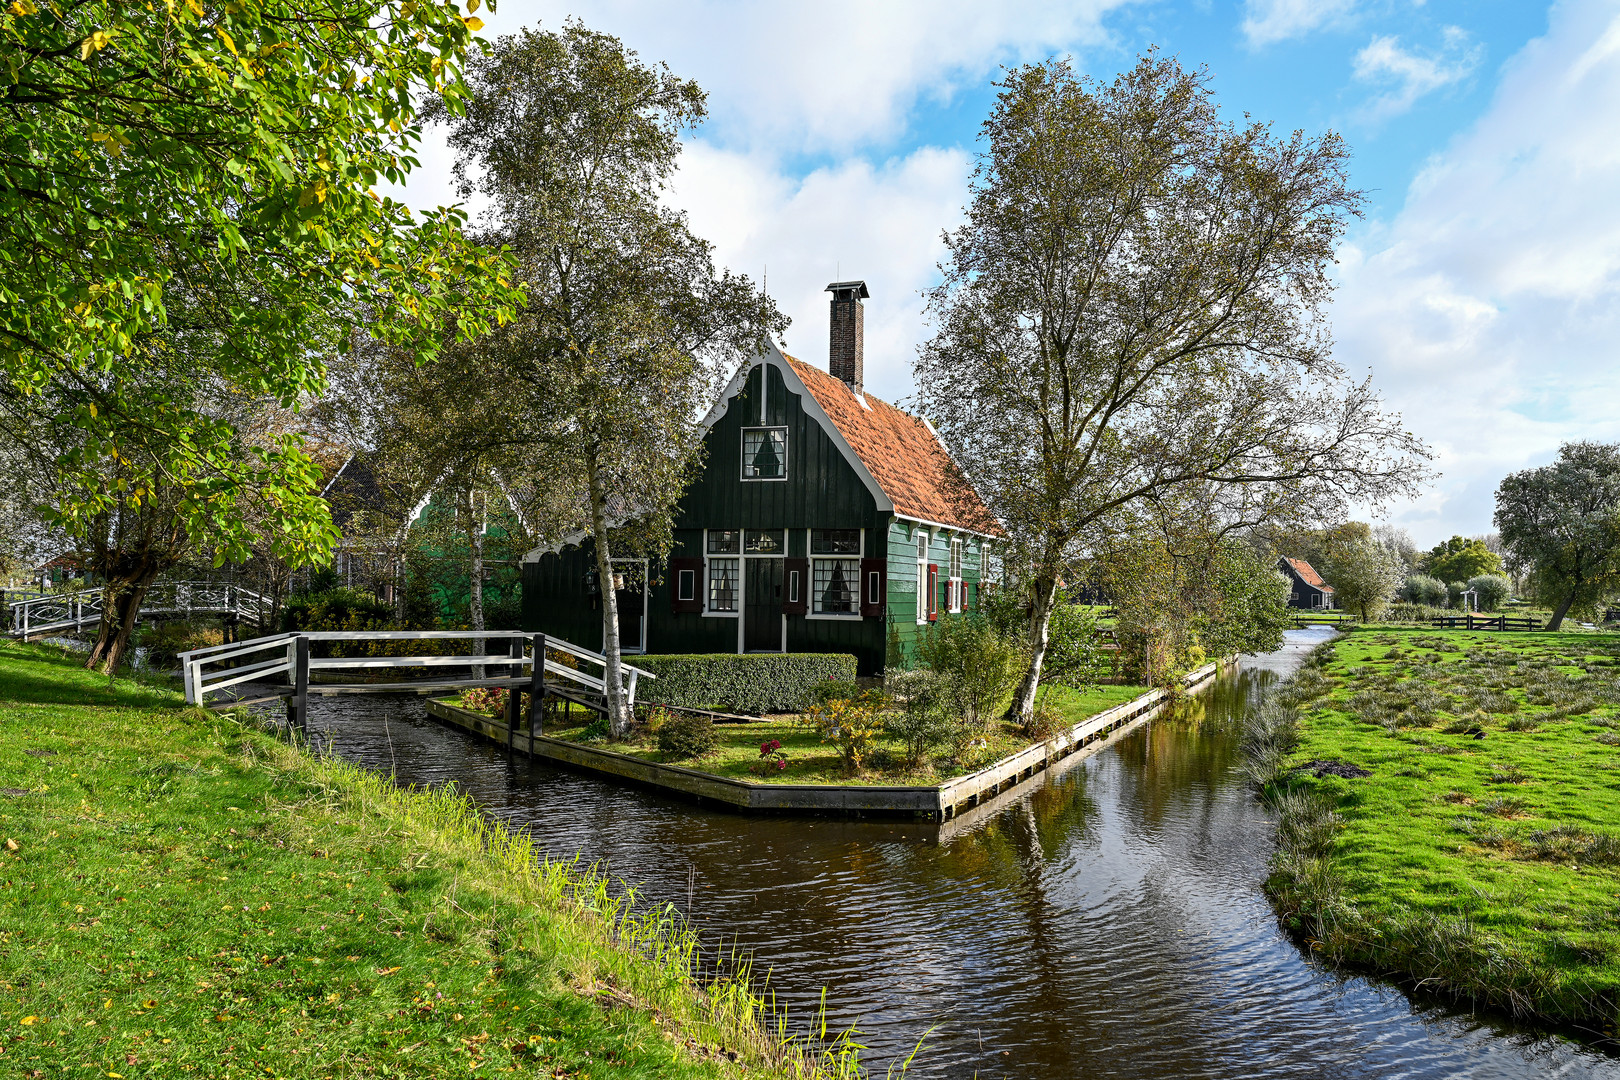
[669,556,703,614]
[783,558,808,615]
[860,558,885,617]
[927,564,939,622]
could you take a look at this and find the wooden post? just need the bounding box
[529,633,546,741]
[506,635,525,751]
[291,635,310,738]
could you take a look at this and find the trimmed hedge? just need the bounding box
[633,652,857,714]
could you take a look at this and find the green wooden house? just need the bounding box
[520,281,1002,675]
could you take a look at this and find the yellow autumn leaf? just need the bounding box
[9,0,40,16]
[79,29,112,60]
[185,0,203,16]
[466,0,479,11]
[19,1016,36,1025]
[216,27,237,55]
[462,15,483,31]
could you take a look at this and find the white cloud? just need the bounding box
[1352,27,1481,122]
[1334,0,1620,544]
[667,143,971,403]
[478,0,1135,155]
[1240,0,1357,47]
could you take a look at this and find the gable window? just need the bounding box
[708,558,739,612]
[742,427,788,480]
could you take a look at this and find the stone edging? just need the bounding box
[425,661,1226,820]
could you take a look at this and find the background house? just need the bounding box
[522,281,1002,675]
[1279,556,1334,609]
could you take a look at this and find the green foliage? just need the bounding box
[799,687,891,774]
[633,653,857,714]
[1319,536,1406,621]
[1400,573,1447,607]
[278,587,393,633]
[656,712,716,760]
[1468,573,1512,612]
[1423,536,1503,584]
[917,612,1025,732]
[1040,601,1105,691]
[133,619,224,670]
[1496,442,1620,629]
[0,0,520,565]
[883,669,958,769]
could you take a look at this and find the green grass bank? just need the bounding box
[0,642,880,1079]
[1256,626,1620,1033]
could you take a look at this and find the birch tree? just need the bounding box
[916,54,1428,722]
[426,24,784,735]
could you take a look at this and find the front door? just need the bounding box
[745,558,783,652]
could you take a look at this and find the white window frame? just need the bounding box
[948,537,964,613]
[740,426,789,482]
[808,528,864,620]
[915,527,931,625]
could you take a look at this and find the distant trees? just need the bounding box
[1495,442,1620,630]
[1422,536,1503,584]
[1399,574,1447,607]
[1319,536,1405,621]
[1467,574,1512,612]
[915,53,1428,715]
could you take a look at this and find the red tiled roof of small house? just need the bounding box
[1284,557,1333,592]
[784,355,1001,537]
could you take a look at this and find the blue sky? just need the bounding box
[395,1,1620,549]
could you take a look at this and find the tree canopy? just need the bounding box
[1495,442,1620,629]
[915,53,1428,711]
[1422,536,1502,584]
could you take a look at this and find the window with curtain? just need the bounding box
[741,427,787,479]
[708,558,739,612]
[813,558,859,614]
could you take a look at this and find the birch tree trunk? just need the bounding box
[1007,570,1061,729]
[586,455,632,737]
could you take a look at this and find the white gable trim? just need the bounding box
[757,340,893,513]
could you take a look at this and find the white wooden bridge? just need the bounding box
[177,629,652,740]
[4,581,272,640]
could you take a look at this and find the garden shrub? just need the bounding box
[1467,574,1512,612]
[916,612,1025,732]
[884,669,956,769]
[136,620,224,669]
[1400,574,1447,607]
[800,686,890,774]
[633,653,857,713]
[656,712,716,759]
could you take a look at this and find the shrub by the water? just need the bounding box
[916,612,1025,733]
[656,712,716,760]
[883,669,956,769]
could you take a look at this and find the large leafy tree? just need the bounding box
[0,0,521,670]
[1495,442,1620,629]
[421,23,784,734]
[1421,535,1502,584]
[916,55,1428,722]
[1318,534,1404,621]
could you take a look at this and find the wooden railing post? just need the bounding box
[506,635,525,750]
[528,633,546,740]
[290,635,310,738]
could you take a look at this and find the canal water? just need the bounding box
[280,629,1619,1078]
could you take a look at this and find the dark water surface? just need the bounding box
[280,629,1619,1078]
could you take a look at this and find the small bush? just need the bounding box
[916,612,1025,733]
[883,669,956,769]
[136,620,224,669]
[634,653,857,714]
[656,713,716,760]
[799,687,890,774]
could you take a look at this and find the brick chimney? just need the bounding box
[826,280,869,395]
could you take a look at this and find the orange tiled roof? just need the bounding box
[785,356,1000,536]
[1284,557,1333,592]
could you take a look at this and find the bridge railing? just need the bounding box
[179,630,653,735]
[6,580,273,638]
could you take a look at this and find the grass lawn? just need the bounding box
[1272,625,1620,1029]
[0,641,849,1079]
[533,681,1151,786]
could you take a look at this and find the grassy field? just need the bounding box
[0,641,876,1079]
[1258,626,1620,1031]
[537,682,1152,786]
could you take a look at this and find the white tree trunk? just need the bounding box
[586,456,632,737]
[1007,570,1060,729]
